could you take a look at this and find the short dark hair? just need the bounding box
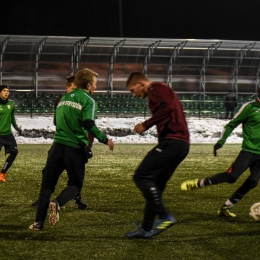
[66,75,75,87]
[126,72,148,88]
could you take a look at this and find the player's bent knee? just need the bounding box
[246,179,259,189]
[225,174,237,184]
[133,173,144,183]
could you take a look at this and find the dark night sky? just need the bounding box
[1,0,260,41]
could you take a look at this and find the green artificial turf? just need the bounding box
[0,144,259,260]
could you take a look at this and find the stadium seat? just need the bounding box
[205,95,212,100]
[245,96,254,101]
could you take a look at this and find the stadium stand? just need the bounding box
[1,35,260,118]
[9,92,255,118]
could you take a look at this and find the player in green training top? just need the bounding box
[181,88,260,218]
[30,75,88,209]
[29,68,114,231]
[0,85,22,183]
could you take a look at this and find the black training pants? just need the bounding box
[0,134,18,173]
[36,142,86,223]
[133,139,189,231]
[207,150,260,204]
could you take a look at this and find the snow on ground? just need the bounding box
[13,116,243,145]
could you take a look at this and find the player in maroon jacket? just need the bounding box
[125,72,190,239]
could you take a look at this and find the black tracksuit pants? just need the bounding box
[0,134,18,173]
[205,150,260,205]
[35,142,86,223]
[133,138,189,231]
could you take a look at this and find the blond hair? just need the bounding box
[75,68,98,89]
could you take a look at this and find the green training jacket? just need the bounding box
[218,98,260,154]
[54,88,107,148]
[0,99,18,135]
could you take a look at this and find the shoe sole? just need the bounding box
[0,174,6,183]
[49,202,59,226]
[29,224,43,231]
[217,211,236,218]
[125,231,154,239]
[125,234,154,239]
[29,226,42,231]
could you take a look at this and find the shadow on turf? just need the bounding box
[0,227,260,242]
[0,231,132,241]
[175,210,244,223]
[147,230,260,243]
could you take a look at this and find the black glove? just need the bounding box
[213,143,222,156]
[85,146,93,162]
[15,127,23,136]
[86,146,93,159]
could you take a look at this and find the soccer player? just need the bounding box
[125,72,190,239]
[181,88,260,217]
[54,75,77,108]
[29,68,114,231]
[31,75,88,209]
[0,85,22,183]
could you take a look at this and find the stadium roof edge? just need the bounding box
[1,35,260,51]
